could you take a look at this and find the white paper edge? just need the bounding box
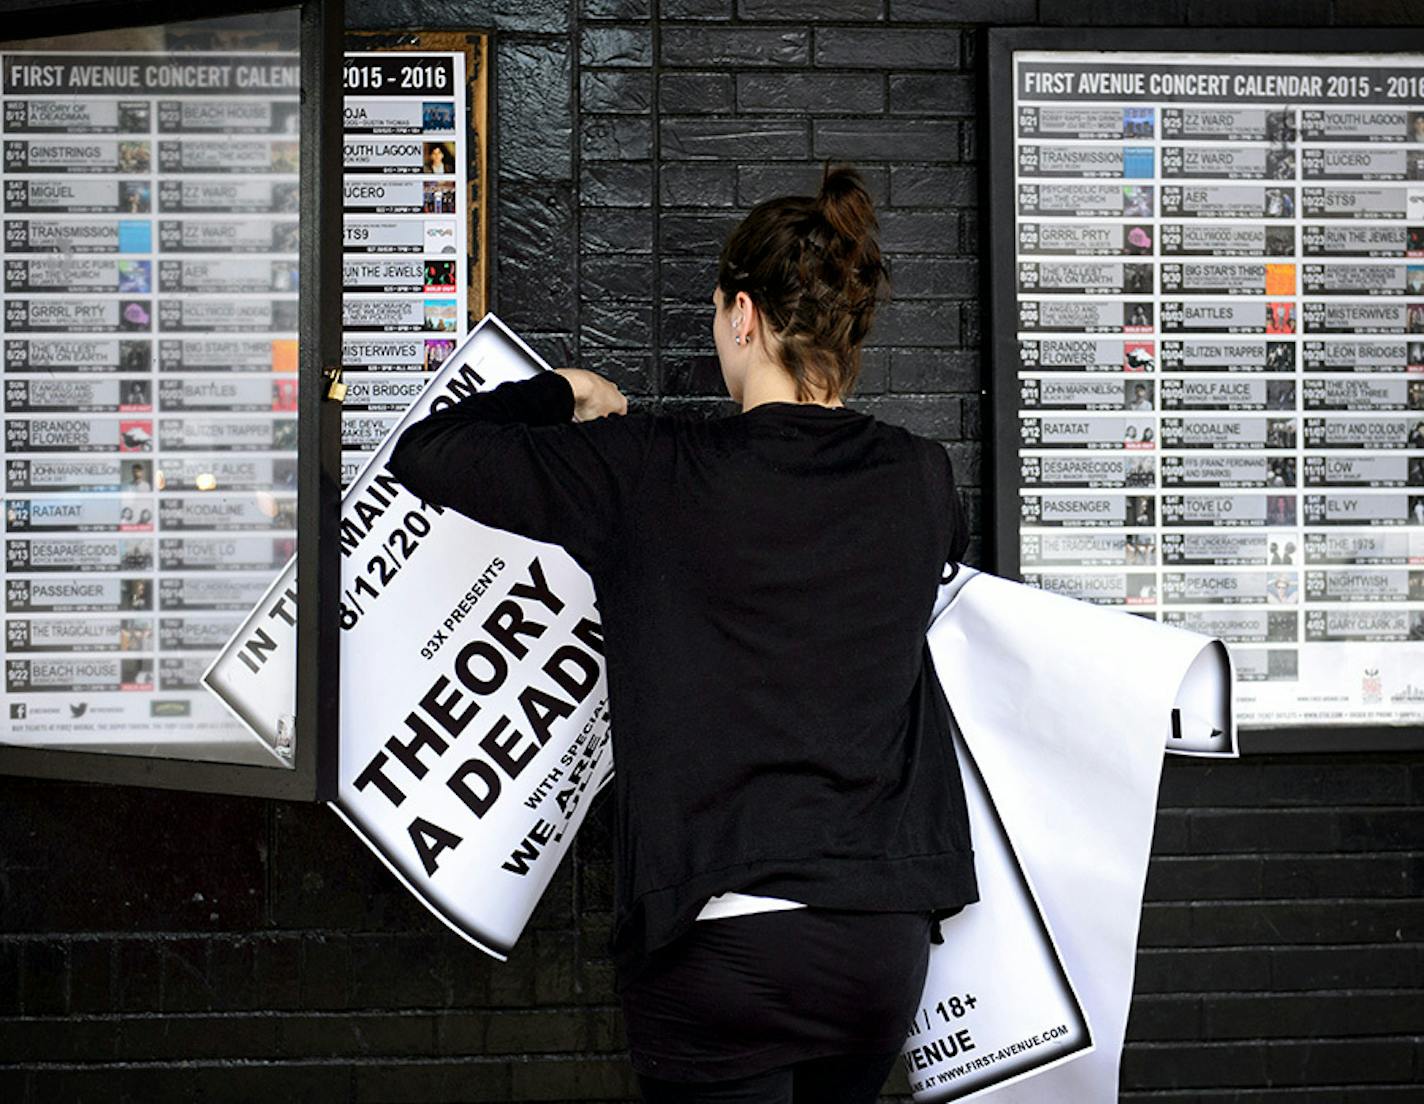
[913,720,1098,1104]
[327,801,510,962]
[198,557,300,766]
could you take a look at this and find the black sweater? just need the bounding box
[388,369,978,985]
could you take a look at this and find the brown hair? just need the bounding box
[716,161,890,402]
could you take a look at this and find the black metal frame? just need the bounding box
[0,0,344,798]
[985,27,1424,754]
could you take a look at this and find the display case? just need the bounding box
[986,28,1424,752]
[0,0,343,797]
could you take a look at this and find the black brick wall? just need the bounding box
[2,1,1422,1100]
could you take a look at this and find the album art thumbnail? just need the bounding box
[120,182,150,213]
[271,142,299,174]
[124,461,153,492]
[118,502,153,530]
[117,261,151,294]
[1124,381,1154,411]
[1266,495,1297,526]
[119,420,153,451]
[423,180,456,214]
[117,141,150,173]
[423,101,456,130]
[1124,341,1155,370]
[1123,186,1153,218]
[1124,532,1156,564]
[423,298,458,332]
[1123,107,1153,138]
[1122,147,1154,178]
[1126,573,1157,602]
[1266,457,1295,487]
[1266,302,1296,334]
[1266,226,1296,255]
[247,300,295,333]
[118,103,151,132]
[1265,419,1297,448]
[119,619,153,651]
[424,337,455,370]
[1266,342,1295,371]
[1265,188,1294,218]
[274,460,298,490]
[1124,302,1153,331]
[119,541,151,569]
[272,103,300,135]
[1123,225,1153,254]
[273,379,298,412]
[1122,420,1156,447]
[121,380,152,410]
[424,260,456,291]
[121,658,154,687]
[1265,573,1298,604]
[1123,265,1153,293]
[123,578,152,610]
[424,141,455,174]
[1267,537,1298,566]
[274,221,300,253]
[263,261,297,293]
[1265,380,1295,410]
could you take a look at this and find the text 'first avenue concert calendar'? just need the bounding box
[1009,52,1424,732]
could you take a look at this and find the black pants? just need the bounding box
[619,907,932,1101]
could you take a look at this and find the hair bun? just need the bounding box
[716,161,888,401]
[816,164,877,243]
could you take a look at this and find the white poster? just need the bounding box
[207,314,611,956]
[904,565,1233,1101]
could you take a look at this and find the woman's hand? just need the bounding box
[554,368,628,422]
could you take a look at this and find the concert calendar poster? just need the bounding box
[340,46,471,489]
[990,33,1424,748]
[1,36,303,766]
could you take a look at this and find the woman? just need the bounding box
[389,163,976,1103]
